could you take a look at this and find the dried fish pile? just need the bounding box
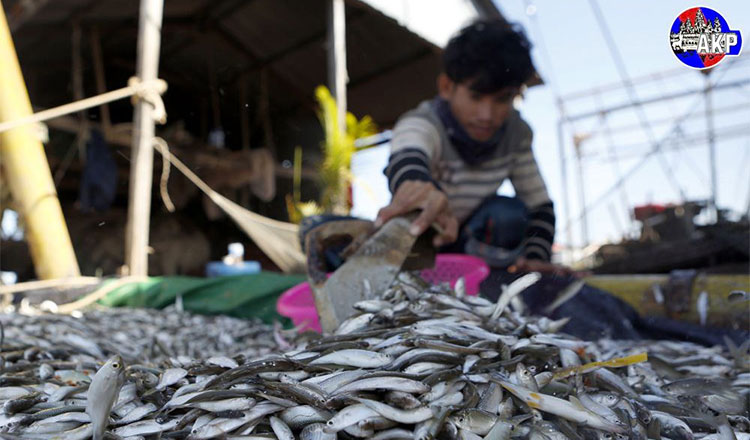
[0,273,746,440]
[0,305,278,364]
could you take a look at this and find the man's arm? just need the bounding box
[508,129,556,262]
[524,202,556,261]
[377,117,458,246]
[384,147,437,193]
[383,116,441,192]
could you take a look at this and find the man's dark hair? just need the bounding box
[443,20,533,93]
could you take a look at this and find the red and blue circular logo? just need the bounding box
[669,7,742,69]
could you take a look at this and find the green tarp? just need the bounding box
[98,272,306,324]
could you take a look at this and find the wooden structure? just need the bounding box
[1,0,543,279]
[1,0,450,279]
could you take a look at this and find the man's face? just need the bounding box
[438,74,519,142]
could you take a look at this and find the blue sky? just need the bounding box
[352,0,749,255]
[495,0,750,250]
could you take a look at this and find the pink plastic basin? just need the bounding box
[277,253,490,332]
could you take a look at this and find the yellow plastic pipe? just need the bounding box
[0,8,80,279]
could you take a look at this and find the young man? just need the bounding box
[376,20,564,274]
[299,20,749,345]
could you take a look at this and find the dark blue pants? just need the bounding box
[441,195,528,268]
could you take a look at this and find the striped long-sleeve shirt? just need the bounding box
[384,100,555,261]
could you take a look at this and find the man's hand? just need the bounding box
[375,180,458,247]
[509,256,587,278]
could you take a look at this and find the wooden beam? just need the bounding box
[197,0,251,27]
[71,22,87,164]
[211,25,314,109]
[239,75,250,150]
[46,113,319,180]
[258,68,275,155]
[89,26,112,138]
[226,9,367,86]
[125,0,165,277]
[208,54,222,131]
[6,0,51,32]
[109,56,200,91]
[160,31,197,59]
[469,0,508,23]
[348,47,434,88]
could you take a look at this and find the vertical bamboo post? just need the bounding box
[125,0,164,276]
[239,75,250,150]
[90,26,112,139]
[208,55,222,133]
[0,8,80,279]
[327,0,347,131]
[71,22,87,163]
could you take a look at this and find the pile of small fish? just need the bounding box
[0,272,746,439]
[0,304,279,364]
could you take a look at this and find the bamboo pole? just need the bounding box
[209,55,222,134]
[0,8,80,279]
[239,75,250,150]
[327,0,347,131]
[71,22,87,164]
[124,0,165,276]
[90,26,112,139]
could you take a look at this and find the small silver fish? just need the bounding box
[696,290,709,326]
[86,355,125,440]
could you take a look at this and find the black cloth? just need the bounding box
[79,129,117,212]
[523,201,555,261]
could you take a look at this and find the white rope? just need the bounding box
[130,77,167,124]
[153,137,175,212]
[0,77,168,134]
[151,139,305,273]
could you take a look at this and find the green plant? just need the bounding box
[287,86,376,222]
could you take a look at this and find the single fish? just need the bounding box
[498,380,626,434]
[86,355,125,440]
[696,291,709,326]
[309,349,393,368]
